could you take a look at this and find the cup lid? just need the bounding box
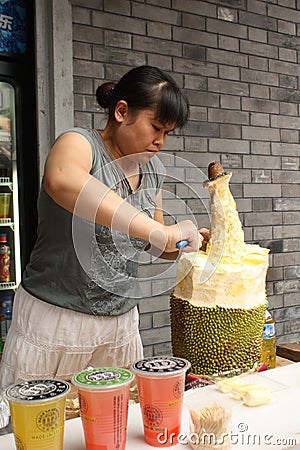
[5,379,70,402]
[72,367,133,389]
[132,356,190,376]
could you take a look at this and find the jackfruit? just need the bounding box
[171,162,269,376]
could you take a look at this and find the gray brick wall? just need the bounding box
[71,0,300,352]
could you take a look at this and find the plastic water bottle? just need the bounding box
[260,301,276,369]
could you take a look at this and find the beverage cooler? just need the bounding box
[0,0,38,352]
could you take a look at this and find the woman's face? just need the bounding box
[115,105,175,163]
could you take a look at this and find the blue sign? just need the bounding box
[0,0,26,54]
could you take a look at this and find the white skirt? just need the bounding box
[0,285,143,391]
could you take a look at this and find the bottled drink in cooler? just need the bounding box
[0,232,10,282]
[260,301,276,369]
[0,292,13,344]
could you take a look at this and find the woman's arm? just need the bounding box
[44,132,200,253]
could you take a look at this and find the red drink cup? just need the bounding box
[72,367,133,450]
[132,356,190,447]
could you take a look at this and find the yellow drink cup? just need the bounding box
[5,379,70,450]
[132,356,190,447]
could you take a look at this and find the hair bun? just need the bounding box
[96,81,117,109]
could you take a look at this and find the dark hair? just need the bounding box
[96,65,189,128]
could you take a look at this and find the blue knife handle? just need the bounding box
[176,240,189,249]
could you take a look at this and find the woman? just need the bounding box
[0,66,208,390]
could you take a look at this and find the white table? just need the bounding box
[1,363,300,449]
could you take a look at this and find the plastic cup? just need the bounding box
[132,356,190,447]
[5,379,71,450]
[72,367,133,450]
[0,193,11,218]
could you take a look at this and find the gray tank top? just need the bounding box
[22,128,166,316]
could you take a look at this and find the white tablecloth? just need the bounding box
[1,362,300,449]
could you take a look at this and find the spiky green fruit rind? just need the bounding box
[170,295,266,377]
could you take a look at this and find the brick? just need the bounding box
[185,75,207,90]
[140,326,171,346]
[250,84,269,99]
[93,11,146,34]
[251,170,272,183]
[241,68,278,87]
[244,184,282,199]
[279,48,297,62]
[73,42,92,59]
[94,47,146,66]
[71,0,103,7]
[132,3,178,24]
[274,198,300,211]
[250,113,270,127]
[283,211,300,224]
[274,226,300,240]
[220,124,241,139]
[249,56,268,71]
[189,106,207,121]
[173,0,216,17]
[239,11,277,31]
[182,12,206,30]
[277,20,296,35]
[272,170,300,183]
[272,142,300,156]
[147,22,172,39]
[282,184,300,197]
[73,59,104,78]
[183,45,206,61]
[251,141,271,154]
[272,114,300,129]
[184,137,208,152]
[209,138,249,154]
[104,0,130,15]
[221,95,241,110]
[207,48,248,67]
[285,265,300,279]
[282,157,299,170]
[242,126,280,141]
[73,24,104,44]
[247,0,267,15]
[242,97,279,113]
[253,226,273,240]
[147,54,172,70]
[280,130,299,142]
[244,155,281,169]
[208,78,249,95]
[269,31,300,49]
[208,108,249,124]
[133,35,181,56]
[139,313,152,330]
[240,40,278,59]
[279,102,298,115]
[207,18,247,38]
[176,59,218,78]
[219,65,240,81]
[269,3,300,21]
[218,35,239,52]
[74,76,94,94]
[217,6,238,22]
[174,28,217,47]
[249,27,267,43]
[72,7,91,24]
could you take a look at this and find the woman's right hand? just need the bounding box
[149,220,202,254]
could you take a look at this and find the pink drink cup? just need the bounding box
[72,367,133,450]
[132,356,190,447]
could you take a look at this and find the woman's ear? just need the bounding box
[114,100,128,123]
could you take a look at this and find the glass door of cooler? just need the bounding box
[0,81,20,351]
[0,81,20,290]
